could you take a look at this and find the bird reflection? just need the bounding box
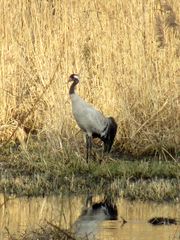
[72,195,121,239]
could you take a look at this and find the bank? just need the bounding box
[0,141,179,202]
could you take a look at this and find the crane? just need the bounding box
[68,73,117,161]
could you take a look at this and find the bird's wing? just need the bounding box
[71,94,108,135]
[85,107,108,135]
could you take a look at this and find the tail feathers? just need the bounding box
[92,117,117,153]
[103,117,117,153]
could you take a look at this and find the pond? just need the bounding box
[0,194,179,240]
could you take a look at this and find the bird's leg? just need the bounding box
[86,135,92,162]
[103,136,112,154]
[86,134,89,162]
[104,142,108,153]
[101,140,110,163]
[89,136,92,157]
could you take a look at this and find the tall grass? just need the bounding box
[0,0,179,157]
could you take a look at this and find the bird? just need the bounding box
[68,73,117,161]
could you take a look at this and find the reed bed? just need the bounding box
[0,0,179,157]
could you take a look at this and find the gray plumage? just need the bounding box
[71,93,109,137]
[69,74,117,161]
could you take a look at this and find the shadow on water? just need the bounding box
[0,193,180,240]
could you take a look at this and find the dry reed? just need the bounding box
[0,0,179,157]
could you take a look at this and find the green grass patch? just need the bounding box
[0,140,179,201]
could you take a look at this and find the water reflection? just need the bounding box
[0,194,179,240]
[72,195,119,239]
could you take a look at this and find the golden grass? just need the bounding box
[0,0,179,157]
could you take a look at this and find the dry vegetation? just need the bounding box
[0,0,180,157]
[7,223,79,240]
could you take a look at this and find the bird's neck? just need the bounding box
[69,81,79,95]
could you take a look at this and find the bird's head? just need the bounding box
[68,74,80,83]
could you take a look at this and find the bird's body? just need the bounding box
[70,93,109,137]
[68,74,117,161]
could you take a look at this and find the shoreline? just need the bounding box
[0,144,179,202]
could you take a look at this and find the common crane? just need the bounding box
[68,74,117,161]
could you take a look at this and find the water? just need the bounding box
[0,194,179,240]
